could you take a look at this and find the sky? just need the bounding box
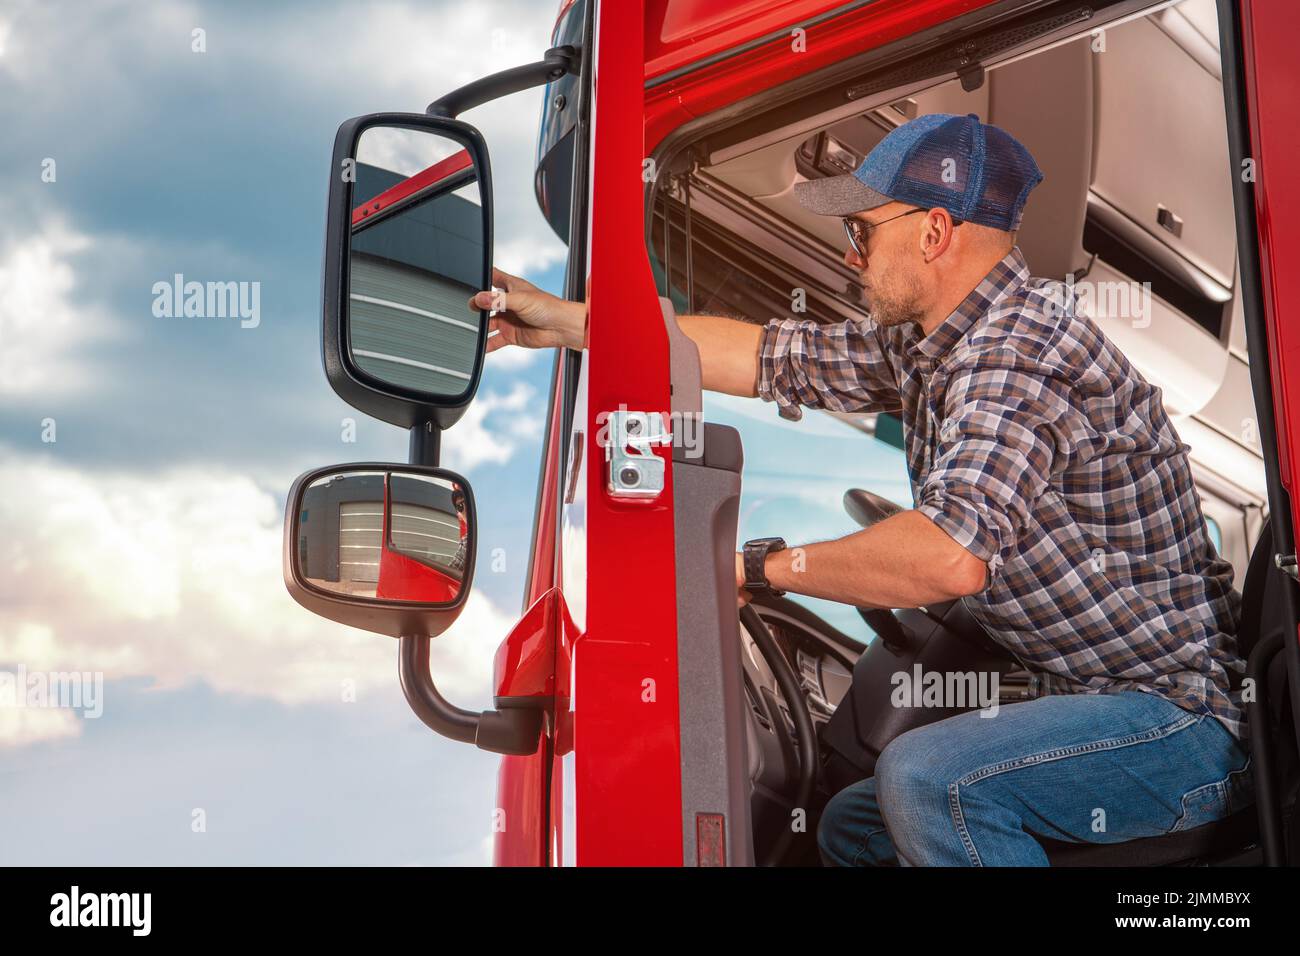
[0,0,569,865]
[0,0,912,865]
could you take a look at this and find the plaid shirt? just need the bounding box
[756,247,1247,740]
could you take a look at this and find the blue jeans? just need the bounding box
[818,691,1254,866]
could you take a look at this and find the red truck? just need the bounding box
[283,0,1300,867]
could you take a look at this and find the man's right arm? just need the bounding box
[676,314,765,397]
[472,271,766,395]
[472,270,900,415]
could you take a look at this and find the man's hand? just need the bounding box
[470,268,588,353]
[735,552,753,609]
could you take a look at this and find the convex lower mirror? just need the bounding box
[284,465,476,638]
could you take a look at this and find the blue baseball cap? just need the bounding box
[794,113,1043,231]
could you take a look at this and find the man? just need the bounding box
[447,488,468,574]
[470,113,1252,866]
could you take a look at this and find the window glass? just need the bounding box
[652,189,911,645]
[1205,514,1222,554]
[704,391,910,644]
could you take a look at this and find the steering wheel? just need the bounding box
[739,602,818,867]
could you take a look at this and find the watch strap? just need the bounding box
[743,537,786,597]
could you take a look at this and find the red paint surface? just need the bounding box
[493,587,560,700]
[351,148,473,228]
[573,0,685,866]
[375,546,460,603]
[643,0,999,152]
[1239,3,1299,494]
[645,0,864,79]
[492,752,548,867]
[1238,3,1300,664]
[492,354,566,867]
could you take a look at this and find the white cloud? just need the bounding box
[484,342,540,370]
[440,382,545,471]
[0,702,80,747]
[269,2,569,277]
[492,234,568,281]
[0,448,520,747]
[0,222,115,396]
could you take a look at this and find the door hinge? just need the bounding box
[605,410,668,499]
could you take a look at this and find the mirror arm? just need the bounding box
[399,635,479,743]
[426,45,580,119]
[398,635,545,756]
[399,418,546,754]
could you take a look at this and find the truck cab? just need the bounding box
[286,0,1300,867]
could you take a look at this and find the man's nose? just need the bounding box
[844,246,865,269]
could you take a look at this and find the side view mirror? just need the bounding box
[283,464,475,636]
[283,464,542,756]
[323,113,493,431]
[296,55,590,758]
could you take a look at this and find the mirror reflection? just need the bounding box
[349,125,486,399]
[297,469,470,605]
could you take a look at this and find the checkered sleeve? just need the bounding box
[755,317,902,421]
[915,352,1076,584]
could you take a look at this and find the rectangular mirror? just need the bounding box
[284,464,476,638]
[324,114,493,430]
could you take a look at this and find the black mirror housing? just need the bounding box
[322,112,493,430]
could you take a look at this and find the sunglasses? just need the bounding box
[842,208,962,257]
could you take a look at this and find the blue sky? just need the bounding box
[0,0,569,865]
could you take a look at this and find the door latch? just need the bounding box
[605,410,668,499]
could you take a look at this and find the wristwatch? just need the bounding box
[743,537,787,597]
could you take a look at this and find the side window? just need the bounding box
[1205,515,1222,554]
[648,188,912,644]
[704,392,910,643]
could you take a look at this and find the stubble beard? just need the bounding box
[861,272,925,329]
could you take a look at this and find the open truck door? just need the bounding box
[550,0,754,866]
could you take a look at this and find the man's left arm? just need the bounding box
[744,510,991,608]
[738,353,1079,608]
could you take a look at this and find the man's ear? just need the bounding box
[920,208,957,263]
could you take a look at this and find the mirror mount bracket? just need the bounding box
[426,45,581,119]
[398,635,544,756]
[409,421,441,467]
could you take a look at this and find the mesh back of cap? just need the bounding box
[885,115,1042,231]
[977,125,1043,230]
[890,116,980,219]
